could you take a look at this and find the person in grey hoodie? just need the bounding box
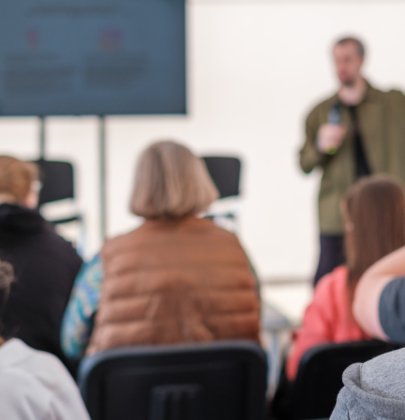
[331,347,405,419]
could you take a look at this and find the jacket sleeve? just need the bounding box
[60,254,104,359]
[378,277,405,343]
[286,274,335,381]
[299,107,330,173]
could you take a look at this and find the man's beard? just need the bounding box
[341,78,356,87]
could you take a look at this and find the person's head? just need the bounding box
[333,37,365,86]
[0,156,39,209]
[130,141,219,220]
[342,175,405,298]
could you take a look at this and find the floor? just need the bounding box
[260,281,314,395]
[261,281,313,326]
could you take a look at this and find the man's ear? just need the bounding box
[22,190,39,209]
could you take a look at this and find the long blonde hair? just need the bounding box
[130,141,219,219]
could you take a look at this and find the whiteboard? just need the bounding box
[0,0,186,116]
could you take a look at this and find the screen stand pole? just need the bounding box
[99,116,107,242]
[39,116,46,159]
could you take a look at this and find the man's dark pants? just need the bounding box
[314,234,345,287]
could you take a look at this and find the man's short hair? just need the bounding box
[335,37,365,57]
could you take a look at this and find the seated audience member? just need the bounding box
[286,175,405,380]
[354,244,405,343]
[0,260,90,420]
[0,156,82,374]
[330,347,405,419]
[61,141,260,358]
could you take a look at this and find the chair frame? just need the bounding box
[78,340,268,420]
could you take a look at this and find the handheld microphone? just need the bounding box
[326,102,341,155]
[328,102,340,125]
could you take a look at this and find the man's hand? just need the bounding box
[317,124,346,155]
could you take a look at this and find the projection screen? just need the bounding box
[0,0,186,116]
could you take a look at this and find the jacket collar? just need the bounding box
[0,203,49,233]
[362,80,379,103]
[333,79,379,106]
[142,216,210,229]
[0,339,35,371]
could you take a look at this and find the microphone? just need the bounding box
[326,102,341,155]
[328,102,340,125]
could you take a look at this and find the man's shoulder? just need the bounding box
[386,87,405,103]
[306,93,337,121]
[367,82,405,103]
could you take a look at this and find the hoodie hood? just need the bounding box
[332,348,405,419]
[0,203,50,234]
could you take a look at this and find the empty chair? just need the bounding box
[34,159,85,252]
[202,157,241,199]
[78,341,268,420]
[202,156,241,232]
[35,159,75,206]
[286,340,404,420]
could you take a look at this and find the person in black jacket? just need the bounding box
[0,156,82,375]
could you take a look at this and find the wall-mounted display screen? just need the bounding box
[0,0,186,116]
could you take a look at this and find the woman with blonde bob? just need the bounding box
[62,141,260,358]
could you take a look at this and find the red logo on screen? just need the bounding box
[100,29,122,51]
[26,29,39,49]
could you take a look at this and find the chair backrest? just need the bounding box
[201,157,241,199]
[291,340,405,420]
[78,340,268,420]
[34,159,75,205]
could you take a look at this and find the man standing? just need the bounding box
[300,37,405,285]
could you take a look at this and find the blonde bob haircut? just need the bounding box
[131,141,219,219]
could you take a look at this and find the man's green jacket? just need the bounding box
[300,82,405,234]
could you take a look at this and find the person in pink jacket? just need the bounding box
[286,174,405,381]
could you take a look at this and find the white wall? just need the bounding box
[1,2,405,281]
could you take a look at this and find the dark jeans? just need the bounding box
[314,234,345,287]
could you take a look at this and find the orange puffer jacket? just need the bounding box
[87,217,260,354]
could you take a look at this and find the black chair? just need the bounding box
[34,159,85,252]
[289,340,405,420]
[78,340,268,420]
[35,159,75,207]
[202,157,241,199]
[201,157,242,232]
